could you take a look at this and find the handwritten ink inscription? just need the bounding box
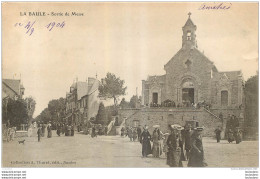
[198,3,232,10]
[14,21,65,36]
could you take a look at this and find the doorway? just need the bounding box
[152,93,158,104]
[182,88,194,104]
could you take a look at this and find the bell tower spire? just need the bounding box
[182,12,197,49]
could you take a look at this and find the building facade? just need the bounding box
[142,14,244,109]
[65,77,100,126]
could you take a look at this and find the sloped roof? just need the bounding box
[147,75,166,83]
[76,82,89,100]
[218,71,241,81]
[2,79,21,95]
[184,18,195,27]
[165,48,214,68]
[88,79,100,95]
[2,91,8,99]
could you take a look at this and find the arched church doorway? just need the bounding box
[182,88,194,104]
[182,81,194,105]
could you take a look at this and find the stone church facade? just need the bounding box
[142,14,244,109]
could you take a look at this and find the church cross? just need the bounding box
[188,12,191,18]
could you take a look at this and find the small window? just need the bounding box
[187,32,191,40]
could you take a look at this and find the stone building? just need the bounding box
[142,13,244,109]
[119,14,245,137]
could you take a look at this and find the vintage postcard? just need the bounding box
[1,2,258,169]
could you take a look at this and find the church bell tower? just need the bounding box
[182,12,197,49]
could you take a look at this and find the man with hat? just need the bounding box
[140,125,152,157]
[188,127,207,167]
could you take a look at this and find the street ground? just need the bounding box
[2,131,258,168]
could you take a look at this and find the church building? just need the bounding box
[141,13,244,109]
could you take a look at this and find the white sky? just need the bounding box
[2,2,258,117]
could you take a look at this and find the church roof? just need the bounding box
[147,75,166,83]
[184,17,195,27]
[2,79,21,95]
[218,71,242,81]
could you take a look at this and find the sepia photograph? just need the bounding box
[1,2,259,169]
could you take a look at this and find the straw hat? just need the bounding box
[153,124,160,128]
[171,124,184,130]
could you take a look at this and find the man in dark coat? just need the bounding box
[184,124,193,161]
[214,126,222,143]
[37,126,42,142]
[71,125,74,136]
[137,125,142,141]
[188,127,207,167]
[140,125,152,157]
[56,124,61,136]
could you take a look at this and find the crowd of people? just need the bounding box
[149,100,211,110]
[121,123,207,167]
[36,122,75,142]
[214,114,242,144]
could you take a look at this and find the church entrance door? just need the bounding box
[182,88,194,105]
[152,92,158,104]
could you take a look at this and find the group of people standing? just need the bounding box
[121,126,142,142]
[138,124,207,167]
[56,123,75,137]
[214,126,242,144]
[37,122,53,142]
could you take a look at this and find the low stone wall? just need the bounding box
[118,107,242,137]
[15,131,28,138]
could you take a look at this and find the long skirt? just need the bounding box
[152,142,162,157]
[167,148,181,167]
[142,141,152,157]
[57,129,61,136]
[188,149,206,167]
[47,130,52,138]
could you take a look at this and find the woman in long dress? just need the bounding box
[152,128,162,158]
[166,125,182,167]
[188,127,207,167]
[47,124,52,138]
[140,126,152,157]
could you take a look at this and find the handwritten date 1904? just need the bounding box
[14,21,65,36]
[46,21,65,31]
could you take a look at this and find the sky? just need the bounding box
[2,2,258,117]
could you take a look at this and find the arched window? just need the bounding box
[187,31,191,40]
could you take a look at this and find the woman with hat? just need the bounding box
[188,127,207,167]
[140,125,152,157]
[151,126,162,158]
[166,125,182,167]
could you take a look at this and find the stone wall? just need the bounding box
[118,107,227,137]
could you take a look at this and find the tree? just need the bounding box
[25,96,36,125]
[129,95,141,108]
[47,97,66,123]
[98,73,127,109]
[35,97,66,124]
[3,98,29,127]
[245,75,258,127]
[95,102,108,125]
[119,98,130,109]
